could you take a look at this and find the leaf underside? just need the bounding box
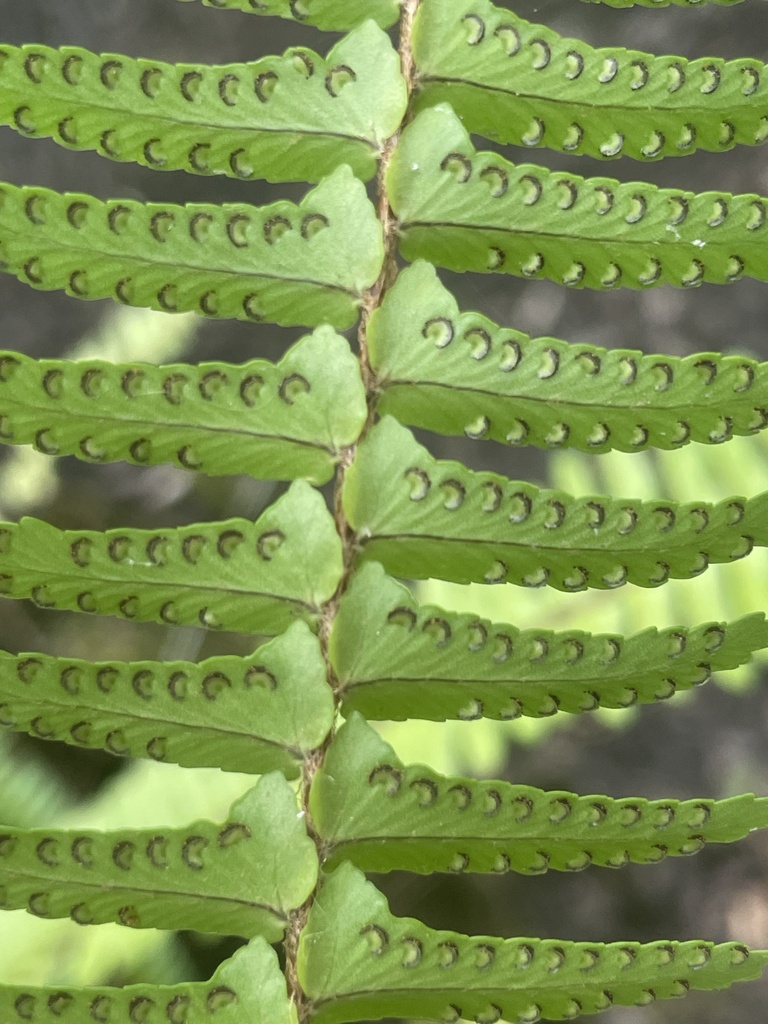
[0,165,383,329]
[343,417,768,590]
[1,0,767,1018]
[0,620,334,777]
[412,0,768,162]
[370,261,768,454]
[331,563,768,721]
[0,774,317,940]
[388,105,768,290]
[0,480,343,635]
[313,715,768,875]
[0,327,367,484]
[0,23,406,184]
[0,937,298,1024]
[298,863,768,1024]
[173,0,401,31]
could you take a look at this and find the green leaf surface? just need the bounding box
[331,562,768,721]
[388,105,768,289]
[298,862,768,1024]
[412,0,768,161]
[0,620,333,777]
[0,166,382,328]
[313,715,768,874]
[174,0,401,31]
[0,773,317,940]
[370,262,768,453]
[0,24,406,184]
[0,327,366,484]
[0,480,343,634]
[0,937,298,1024]
[343,417,768,590]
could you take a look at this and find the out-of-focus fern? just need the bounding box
[0,736,73,828]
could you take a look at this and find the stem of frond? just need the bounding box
[284,5,421,1022]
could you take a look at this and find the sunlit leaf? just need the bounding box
[413,0,768,161]
[0,620,334,777]
[0,937,298,1024]
[298,862,768,1024]
[313,715,768,875]
[0,327,366,484]
[370,261,768,454]
[332,562,768,721]
[0,773,317,940]
[388,105,768,290]
[174,0,401,31]
[0,480,343,634]
[0,23,406,183]
[0,166,382,328]
[343,417,768,590]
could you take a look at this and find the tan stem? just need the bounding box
[284,4,421,1021]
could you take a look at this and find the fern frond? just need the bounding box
[1,1,767,1018]
[0,24,406,184]
[344,417,767,590]
[0,481,343,634]
[412,0,768,161]
[428,433,768,586]
[332,563,768,721]
[0,757,253,988]
[298,863,768,1024]
[0,327,366,483]
[0,620,333,776]
[174,0,401,31]
[0,773,316,939]
[0,935,298,1024]
[313,715,768,874]
[370,261,767,453]
[0,166,382,328]
[388,105,768,289]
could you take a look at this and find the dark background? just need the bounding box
[1,1,768,1021]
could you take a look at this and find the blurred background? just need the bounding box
[1,0,768,1020]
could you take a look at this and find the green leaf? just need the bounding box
[387,105,768,289]
[412,0,768,162]
[298,862,768,1024]
[0,23,406,184]
[0,326,366,484]
[0,936,298,1024]
[0,772,317,940]
[370,261,768,453]
[0,620,333,777]
[331,562,768,721]
[313,715,768,875]
[343,417,768,589]
[0,480,343,634]
[0,165,382,329]
[174,0,401,31]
